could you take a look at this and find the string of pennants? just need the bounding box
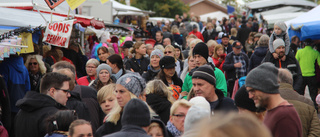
[0,27,43,61]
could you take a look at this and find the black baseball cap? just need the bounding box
[221,33,229,39]
[122,41,133,49]
[233,41,242,49]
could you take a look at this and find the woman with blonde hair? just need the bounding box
[172,27,183,46]
[25,54,47,91]
[125,41,150,75]
[146,80,175,124]
[206,40,218,57]
[95,73,147,137]
[212,44,226,73]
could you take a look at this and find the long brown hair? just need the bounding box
[213,44,224,59]
[130,41,144,54]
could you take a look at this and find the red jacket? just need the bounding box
[189,31,204,42]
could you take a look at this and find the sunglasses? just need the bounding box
[55,88,71,93]
[29,62,38,65]
[164,51,172,54]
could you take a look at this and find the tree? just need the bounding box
[125,0,189,18]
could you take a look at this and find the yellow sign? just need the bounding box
[19,33,34,54]
[101,0,109,4]
[66,0,87,10]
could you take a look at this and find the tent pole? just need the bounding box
[31,0,48,26]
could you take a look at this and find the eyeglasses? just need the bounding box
[55,88,71,93]
[247,88,256,94]
[172,114,186,119]
[86,66,96,69]
[164,51,172,54]
[29,62,38,65]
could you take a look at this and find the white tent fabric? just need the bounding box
[0,0,70,13]
[0,7,66,27]
[246,0,317,9]
[285,5,320,26]
[260,12,305,28]
[199,11,228,22]
[257,6,305,16]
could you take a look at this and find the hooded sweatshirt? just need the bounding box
[15,91,67,137]
[0,56,30,113]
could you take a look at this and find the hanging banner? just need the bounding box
[101,0,109,4]
[43,20,74,48]
[66,0,87,10]
[44,0,65,9]
[19,33,34,53]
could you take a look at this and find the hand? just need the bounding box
[281,55,286,61]
[180,91,188,97]
[272,53,279,59]
[234,62,242,68]
[218,58,223,63]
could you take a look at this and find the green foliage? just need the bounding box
[130,0,189,18]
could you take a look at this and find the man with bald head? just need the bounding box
[163,38,172,47]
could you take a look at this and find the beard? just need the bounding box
[278,52,285,58]
[255,96,269,110]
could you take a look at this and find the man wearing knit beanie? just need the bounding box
[245,62,302,137]
[263,38,304,94]
[222,40,249,97]
[105,99,150,137]
[192,65,237,112]
[182,42,228,98]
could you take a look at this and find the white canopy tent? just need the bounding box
[285,5,320,26]
[112,0,153,16]
[0,7,66,27]
[246,0,317,9]
[199,11,228,22]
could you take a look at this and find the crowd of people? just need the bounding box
[1,13,320,137]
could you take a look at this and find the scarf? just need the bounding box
[167,121,182,137]
[113,69,123,80]
[29,72,41,90]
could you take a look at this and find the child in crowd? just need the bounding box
[269,21,290,59]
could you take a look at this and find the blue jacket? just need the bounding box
[249,46,268,71]
[0,56,30,112]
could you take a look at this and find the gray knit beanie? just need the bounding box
[274,21,287,32]
[257,35,269,47]
[273,39,285,50]
[96,64,112,79]
[245,62,279,94]
[150,49,164,59]
[116,73,146,97]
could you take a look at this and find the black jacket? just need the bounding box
[146,94,171,124]
[15,91,68,137]
[0,76,11,133]
[262,51,303,92]
[202,29,217,43]
[249,46,268,71]
[95,114,122,137]
[73,85,104,133]
[236,25,251,52]
[104,125,150,137]
[142,66,160,82]
[125,56,150,75]
[212,89,238,112]
[222,51,249,80]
